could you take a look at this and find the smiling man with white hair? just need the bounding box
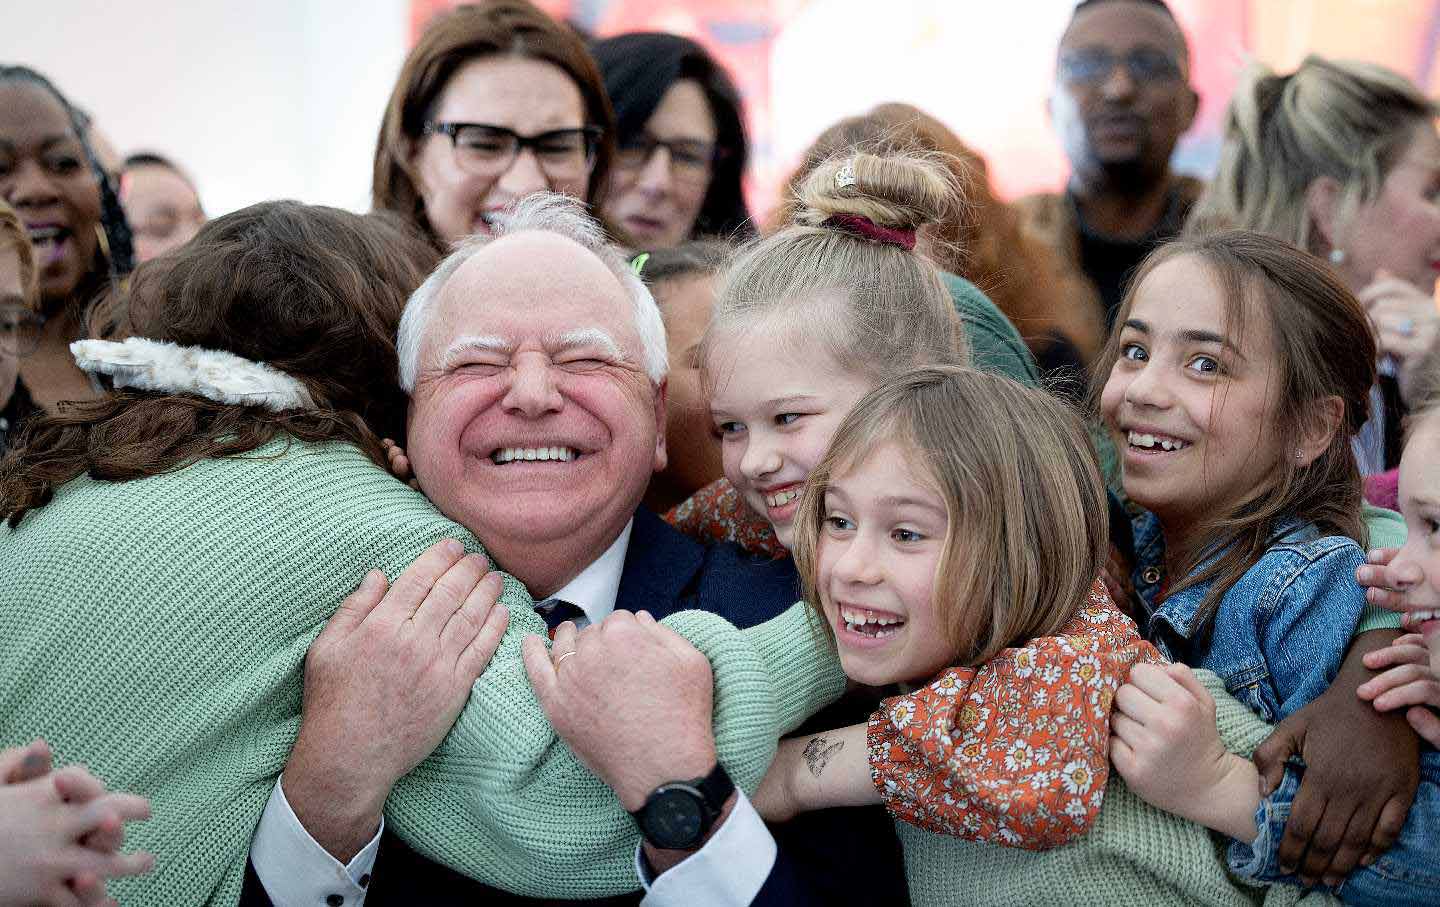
[246,193,828,907]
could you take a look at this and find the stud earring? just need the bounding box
[1295,449,1304,460]
[1328,248,1346,266]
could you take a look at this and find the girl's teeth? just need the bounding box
[766,488,801,508]
[1127,431,1187,451]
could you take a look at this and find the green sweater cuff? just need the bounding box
[663,602,845,791]
[1355,605,1403,635]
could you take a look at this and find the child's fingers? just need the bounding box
[1120,662,1184,704]
[1361,641,1430,673]
[1109,713,1148,750]
[1365,586,1404,609]
[52,764,106,803]
[0,737,51,784]
[1366,547,1400,566]
[1371,674,1440,713]
[1108,735,1137,778]
[1406,706,1440,748]
[1113,682,1166,726]
[1163,662,1215,710]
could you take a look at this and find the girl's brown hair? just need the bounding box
[792,366,1108,669]
[0,201,439,527]
[1091,229,1375,633]
[372,0,617,245]
[768,104,1105,364]
[704,150,967,386]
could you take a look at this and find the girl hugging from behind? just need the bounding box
[1102,230,1438,906]
[753,365,1159,836]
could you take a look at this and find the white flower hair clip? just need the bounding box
[71,337,315,412]
[835,163,857,190]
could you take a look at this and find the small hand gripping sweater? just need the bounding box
[893,670,1340,907]
[0,440,844,905]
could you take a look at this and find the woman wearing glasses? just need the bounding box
[591,32,752,250]
[372,0,617,249]
[0,200,43,454]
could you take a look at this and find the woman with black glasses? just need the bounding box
[592,32,753,250]
[372,0,618,250]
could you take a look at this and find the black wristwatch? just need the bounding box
[630,762,735,850]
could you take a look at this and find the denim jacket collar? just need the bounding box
[1130,510,1316,646]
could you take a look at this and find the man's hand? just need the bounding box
[523,610,717,812]
[1252,630,1420,888]
[1360,634,1440,746]
[283,540,510,860]
[0,751,153,907]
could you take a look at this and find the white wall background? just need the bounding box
[1,0,410,216]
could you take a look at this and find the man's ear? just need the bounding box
[652,379,668,474]
[1296,395,1344,467]
[1305,176,1344,252]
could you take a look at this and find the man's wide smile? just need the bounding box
[490,445,580,464]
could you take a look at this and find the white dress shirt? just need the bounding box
[248,517,775,905]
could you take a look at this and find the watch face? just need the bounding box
[643,786,705,849]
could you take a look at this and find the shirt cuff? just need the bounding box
[637,790,777,907]
[1227,759,1301,885]
[250,778,383,907]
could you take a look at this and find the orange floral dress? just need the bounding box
[665,477,788,560]
[869,582,1163,849]
[666,482,1162,850]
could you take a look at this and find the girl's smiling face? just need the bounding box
[1100,254,1287,539]
[707,321,873,550]
[1391,411,1440,646]
[816,441,954,686]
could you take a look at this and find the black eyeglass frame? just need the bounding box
[614,134,730,171]
[422,122,604,165]
[1058,47,1184,86]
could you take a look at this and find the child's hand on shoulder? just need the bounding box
[1356,547,1424,616]
[1361,633,1440,746]
[381,438,421,491]
[1111,663,1227,812]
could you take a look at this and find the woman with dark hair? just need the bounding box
[0,65,133,412]
[591,32,752,249]
[372,0,618,249]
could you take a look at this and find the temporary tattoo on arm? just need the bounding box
[803,736,845,777]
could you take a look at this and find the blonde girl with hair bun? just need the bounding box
[669,149,971,556]
[1191,55,1440,474]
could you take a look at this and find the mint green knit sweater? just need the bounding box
[0,439,844,905]
[897,670,1339,907]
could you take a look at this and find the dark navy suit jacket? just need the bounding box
[244,507,905,906]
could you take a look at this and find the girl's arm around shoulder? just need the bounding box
[1111,662,1261,842]
[869,582,1163,849]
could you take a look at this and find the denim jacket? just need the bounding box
[1130,511,1367,725]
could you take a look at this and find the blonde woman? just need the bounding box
[1191,55,1440,473]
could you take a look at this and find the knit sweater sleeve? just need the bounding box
[868,582,1163,849]
[383,599,845,898]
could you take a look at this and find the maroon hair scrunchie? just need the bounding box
[821,214,917,250]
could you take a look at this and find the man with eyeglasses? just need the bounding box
[1018,0,1201,368]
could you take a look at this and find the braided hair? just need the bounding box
[0,66,135,291]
